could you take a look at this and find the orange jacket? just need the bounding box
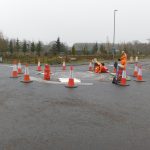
[120,53,127,68]
[95,64,102,73]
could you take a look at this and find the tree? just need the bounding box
[71,45,76,55]
[22,40,27,55]
[0,32,8,54]
[51,37,67,55]
[56,37,61,53]
[36,41,42,56]
[9,40,13,54]
[31,42,35,54]
[82,45,88,55]
[100,44,107,54]
[51,44,57,55]
[92,43,98,54]
[61,43,68,54]
[15,38,20,53]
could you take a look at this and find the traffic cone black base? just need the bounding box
[65,85,78,88]
[134,80,146,82]
[20,80,33,83]
[117,83,130,86]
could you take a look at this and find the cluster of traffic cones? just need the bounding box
[42,62,77,88]
[10,60,33,83]
[9,58,79,87]
[114,61,146,86]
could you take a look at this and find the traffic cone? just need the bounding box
[118,69,129,86]
[62,61,66,71]
[10,61,19,78]
[17,60,23,74]
[133,63,138,77]
[44,64,50,80]
[37,59,42,71]
[21,64,33,83]
[89,62,93,71]
[135,65,146,82]
[113,67,116,73]
[65,66,78,88]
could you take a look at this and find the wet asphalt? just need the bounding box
[0,61,150,150]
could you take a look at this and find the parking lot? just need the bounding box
[0,61,150,150]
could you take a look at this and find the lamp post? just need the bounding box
[112,9,118,59]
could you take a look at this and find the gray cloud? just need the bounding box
[0,0,149,45]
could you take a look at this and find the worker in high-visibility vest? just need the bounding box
[119,51,127,69]
[118,51,127,81]
[93,58,108,73]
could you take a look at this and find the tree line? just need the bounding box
[0,32,68,57]
[0,32,150,58]
[71,41,150,57]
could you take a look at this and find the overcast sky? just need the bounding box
[0,0,149,45]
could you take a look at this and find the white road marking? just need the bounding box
[30,76,93,86]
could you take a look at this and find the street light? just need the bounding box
[112,9,118,59]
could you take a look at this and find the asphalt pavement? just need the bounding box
[0,61,150,150]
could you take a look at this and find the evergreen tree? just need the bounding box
[71,45,76,55]
[56,37,61,53]
[9,40,13,54]
[36,41,42,56]
[31,42,35,54]
[51,44,57,55]
[51,37,66,55]
[0,32,8,54]
[22,40,27,55]
[61,43,68,54]
[16,38,20,53]
[92,43,98,54]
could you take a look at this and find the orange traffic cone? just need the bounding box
[65,66,78,88]
[10,61,19,78]
[118,69,129,86]
[21,64,33,83]
[62,61,66,71]
[113,67,116,73]
[17,60,23,74]
[44,64,50,80]
[89,62,93,71]
[133,63,138,77]
[135,65,146,82]
[37,59,42,71]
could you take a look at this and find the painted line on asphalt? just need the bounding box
[30,76,93,86]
